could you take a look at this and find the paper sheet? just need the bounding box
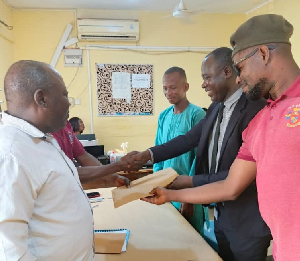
[94,231,127,254]
[132,74,150,88]
[112,168,178,208]
[112,72,131,103]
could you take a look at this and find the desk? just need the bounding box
[90,188,222,261]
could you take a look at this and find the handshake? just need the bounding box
[118,149,152,172]
[114,150,193,206]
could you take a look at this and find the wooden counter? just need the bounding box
[89,188,222,261]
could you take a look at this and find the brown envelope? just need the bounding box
[94,232,127,254]
[112,167,178,208]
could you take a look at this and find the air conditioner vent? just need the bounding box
[77,19,139,42]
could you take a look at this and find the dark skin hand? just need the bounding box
[104,173,131,187]
[78,151,143,185]
[141,186,169,205]
[122,151,144,171]
[129,150,151,165]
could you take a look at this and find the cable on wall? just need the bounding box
[81,45,217,56]
[0,19,13,30]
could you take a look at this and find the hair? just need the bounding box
[205,47,233,71]
[164,66,187,81]
[69,117,81,133]
[4,60,60,107]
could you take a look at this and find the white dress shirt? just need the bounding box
[208,88,243,219]
[208,88,243,172]
[0,112,94,261]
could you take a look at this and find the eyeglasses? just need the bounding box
[232,46,276,77]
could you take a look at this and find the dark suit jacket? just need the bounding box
[150,93,271,238]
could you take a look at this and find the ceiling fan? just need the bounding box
[163,0,202,21]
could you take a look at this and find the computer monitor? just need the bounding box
[76,134,96,141]
[84,145,105,158]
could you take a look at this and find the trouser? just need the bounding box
[214,204,272,261]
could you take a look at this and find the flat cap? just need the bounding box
[230,14,293,57]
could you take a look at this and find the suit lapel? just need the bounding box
[196,103,219,165]
[219,93,247,162]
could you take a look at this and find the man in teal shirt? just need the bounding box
[154,66,206,234]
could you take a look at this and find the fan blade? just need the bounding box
[162,14,173,19]
[178,0,187,11]
[190,9,204,15]
[182,16,195,24]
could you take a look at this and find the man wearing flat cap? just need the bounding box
[140,14,300,261]
[229,14,299,261]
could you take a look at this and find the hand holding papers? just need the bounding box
[112,168,178,208]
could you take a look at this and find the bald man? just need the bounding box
[0,60,138,260]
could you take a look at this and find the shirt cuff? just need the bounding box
[147,149,154,163]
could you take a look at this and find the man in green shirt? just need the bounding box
[154,66,206,234]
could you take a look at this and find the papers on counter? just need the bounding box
[89,197,103,203]
[94,229,130,253]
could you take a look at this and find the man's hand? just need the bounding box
[103,174,130,188]
[168,175,193,190]
[141,186,169,205]
[118,151,144,171]
[132,150,152,164]
[180,203,194,219]
[115,174,130,187]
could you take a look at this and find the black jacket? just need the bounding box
[150,93,271,238]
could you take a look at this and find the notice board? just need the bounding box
[96,63,153,116]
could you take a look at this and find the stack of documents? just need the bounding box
[94,229,130,253]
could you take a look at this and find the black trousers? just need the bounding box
[214,204,272,261]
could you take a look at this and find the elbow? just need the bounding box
[218,177,243,201]
[228,192,239,201]
[225,186,242,201]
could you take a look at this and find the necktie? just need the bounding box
[210,103,225,174]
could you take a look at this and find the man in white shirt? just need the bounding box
[0,60,133,260]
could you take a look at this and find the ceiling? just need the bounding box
[4,0,270,14]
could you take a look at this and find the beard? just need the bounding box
[246,78,268,101]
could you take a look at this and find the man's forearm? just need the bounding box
[162,159,257,205]
[76,152,102,167]
[192,170,229,187]
[150,122,202,163]
[168,175,193,190]
[166,180,237,205]
[78,162,123,184]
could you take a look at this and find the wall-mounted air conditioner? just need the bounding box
[77,19,139,42]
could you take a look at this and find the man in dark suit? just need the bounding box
[131,47,271,261]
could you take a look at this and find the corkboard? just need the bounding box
[96,64,153,116]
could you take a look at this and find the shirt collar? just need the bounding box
[267,75,300,105]
[1,111,47,139]
[224,88,243,109]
